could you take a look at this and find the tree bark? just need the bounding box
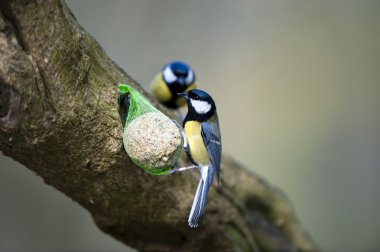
[0,1,318,251]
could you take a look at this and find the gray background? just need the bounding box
[1,1,379,251]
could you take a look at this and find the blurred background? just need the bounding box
[1,0,379,251]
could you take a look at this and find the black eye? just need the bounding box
[194,95,199,99]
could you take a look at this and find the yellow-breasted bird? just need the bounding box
[178,89,221,228]
[150,61,196,109]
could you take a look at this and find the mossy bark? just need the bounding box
[0,1,318,251]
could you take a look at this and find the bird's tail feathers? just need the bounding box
[188,165,213,228]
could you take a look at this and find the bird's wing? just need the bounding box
[201,117,222,184]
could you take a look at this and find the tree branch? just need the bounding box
[0,1,318,251]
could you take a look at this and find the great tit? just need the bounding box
[178,89,221,228]
[150,61,196,109]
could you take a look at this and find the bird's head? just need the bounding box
[162,61,195,88]
[178,89,216,119]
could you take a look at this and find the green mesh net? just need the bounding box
[117,84,182,175]
[118,84,160,128]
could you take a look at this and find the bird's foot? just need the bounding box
[168,165,199,174]
[172,119,188,148]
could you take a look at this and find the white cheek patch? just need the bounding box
[186,69,194,84]
[162,66,177,83]
[191,99,212,114]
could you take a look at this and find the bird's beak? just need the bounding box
[178,92,189,100]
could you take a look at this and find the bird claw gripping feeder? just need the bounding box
[116,84,183,175]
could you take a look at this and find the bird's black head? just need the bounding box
[162,61,195,93]
[178,89,216,121]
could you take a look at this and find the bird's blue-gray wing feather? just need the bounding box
[201,120,221,184]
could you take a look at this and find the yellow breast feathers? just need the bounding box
[150,73,172,103]
[184,120,210,165]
